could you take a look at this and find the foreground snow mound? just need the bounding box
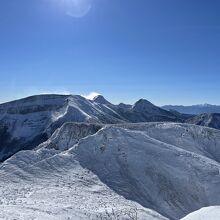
[73,124,220,219]
[1,122,220,219]
[181,206,220,220]
[0,149,167,220]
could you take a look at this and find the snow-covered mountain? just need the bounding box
[0,122,220,219]
[0,94,183,162]
[162,104,220,115]
[186,113,220,130]
[1,94,220,219]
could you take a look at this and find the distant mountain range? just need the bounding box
[162,104,220,115]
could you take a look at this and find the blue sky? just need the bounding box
[0,0,219,105]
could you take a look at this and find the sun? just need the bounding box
[60,0,92,18]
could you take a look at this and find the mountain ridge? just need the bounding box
[187,113,220,130]
[0,94,184,162]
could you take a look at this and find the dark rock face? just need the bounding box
[0,124,48,162]
[0,125,17,161]
[0,126,10,147]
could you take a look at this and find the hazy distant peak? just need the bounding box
[197,103,213,107]
[162,103,220,114]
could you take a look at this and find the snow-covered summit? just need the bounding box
[0,94,70,114]
[93,95,112,105]
[133,99,162,113]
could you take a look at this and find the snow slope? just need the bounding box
[0,122,220,219]
[116,123,220,162]
[73,124,220,219]
[0,150,167,220]
[0,131,167,219]
[181,206,220,220]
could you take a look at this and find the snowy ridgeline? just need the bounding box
[0,94,187,162]
[0,122,220,219]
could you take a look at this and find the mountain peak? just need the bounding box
[133,99,155,112]
[93,95,111,105]
[197,103,212,107]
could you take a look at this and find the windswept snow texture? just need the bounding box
[181,206,220,220]
[0,122,220,219]
[0,94,183,161]
[0,126,167,220]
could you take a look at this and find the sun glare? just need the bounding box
[59,0,92,18]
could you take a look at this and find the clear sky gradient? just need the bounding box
[0,0,219,105]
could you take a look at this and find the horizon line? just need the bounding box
[0,93,220,107]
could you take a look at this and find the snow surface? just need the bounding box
[0,122,220,219]
[0,149,167,220]
[181,206,220,220]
